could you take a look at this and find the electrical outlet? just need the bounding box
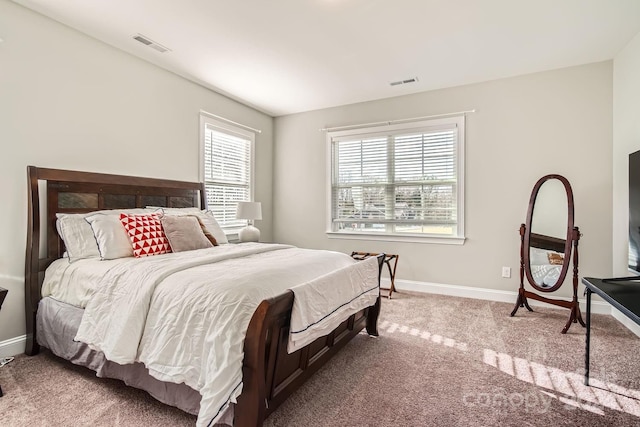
[502,267,511,278]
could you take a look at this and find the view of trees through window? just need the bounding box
[331,122,461,237]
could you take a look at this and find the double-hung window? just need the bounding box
[200,114,255,232]
[327,116,465,244]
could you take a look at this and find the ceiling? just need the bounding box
[13,0,640,117]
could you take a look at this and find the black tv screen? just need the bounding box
[629,149,640,274]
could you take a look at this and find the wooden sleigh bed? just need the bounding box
[24,166,383,426]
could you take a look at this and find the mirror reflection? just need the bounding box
[528,179,569,289]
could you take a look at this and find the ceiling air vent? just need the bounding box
[390,77,418,86]
[133,34,171,53]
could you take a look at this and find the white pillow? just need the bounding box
[149,207,228,244]
[85,213,134,259]
[147,206,201,215]
[57,208,159,261]
[529,247,551,265]
[56,214,100,260]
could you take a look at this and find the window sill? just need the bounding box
[326,231,466,245]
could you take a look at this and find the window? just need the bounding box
[200,114,255,231]
[327,116,465,244]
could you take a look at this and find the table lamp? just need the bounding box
[236,201,262,242]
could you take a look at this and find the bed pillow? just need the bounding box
[85,213,134,260]
[529,247,551,265]
[161,215,214,252]
[56,208,151,261]
[120,212,172,257]
[56,214,101,261]
[198,211,228,244]
[191,215,218,246]
[149,207,229,244]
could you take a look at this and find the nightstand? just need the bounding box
[0,287,7,397]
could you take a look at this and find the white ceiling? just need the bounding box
[13,0,640,117]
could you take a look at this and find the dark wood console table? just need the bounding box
[582,277,640,386]
[0,287,7,397]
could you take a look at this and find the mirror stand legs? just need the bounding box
[510,287,586,334]
[510,287,533,317]
[561,299,586,334]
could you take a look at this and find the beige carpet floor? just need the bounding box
[1,291,640,426]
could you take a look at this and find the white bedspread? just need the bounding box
[46,243,379,427]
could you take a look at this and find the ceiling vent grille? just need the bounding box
[390,77,418,86]
[133,34,171,53]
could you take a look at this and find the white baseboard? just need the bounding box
[0,335,25,358]
[611,308,640,337]
[390,279,640,338]
[387,278,612,315]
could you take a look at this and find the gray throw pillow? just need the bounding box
[160,215,214,252]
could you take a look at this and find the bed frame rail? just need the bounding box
[237,254,383,426]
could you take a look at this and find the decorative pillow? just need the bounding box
[190,215,218,246]
[198,211,229,244]
[85,213,135,260]
[149,207,228,244]
[160,215,214,252]
[120,213,171,257]
[547,252,565,265]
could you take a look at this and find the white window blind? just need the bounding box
[328,116,464,241]
[201,116,254,230]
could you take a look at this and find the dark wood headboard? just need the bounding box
[24,165,206,355]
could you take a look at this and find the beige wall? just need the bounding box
[0,1,273,345]
[613,32,640,276]
[274,62,613,298]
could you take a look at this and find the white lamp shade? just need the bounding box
[236,201,262,221]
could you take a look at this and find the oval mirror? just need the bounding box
[523,174,574,292]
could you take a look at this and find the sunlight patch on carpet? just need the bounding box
[379,320,468,351]
[483,349,640,417]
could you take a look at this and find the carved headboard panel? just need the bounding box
[24,166,206,355]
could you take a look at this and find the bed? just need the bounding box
[24,166,384,427]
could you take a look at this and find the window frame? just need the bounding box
[325,116,465,244]
[199,114,256,235]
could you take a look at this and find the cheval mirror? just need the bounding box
[510,174,585,333]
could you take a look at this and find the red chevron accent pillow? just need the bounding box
[119,212,171,257]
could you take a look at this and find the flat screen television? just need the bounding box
[629,149,640,274]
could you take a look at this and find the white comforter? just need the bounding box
[45,243,379,426]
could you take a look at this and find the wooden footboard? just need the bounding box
[237,254,383,427]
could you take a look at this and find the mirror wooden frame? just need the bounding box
[510,174,586,334]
